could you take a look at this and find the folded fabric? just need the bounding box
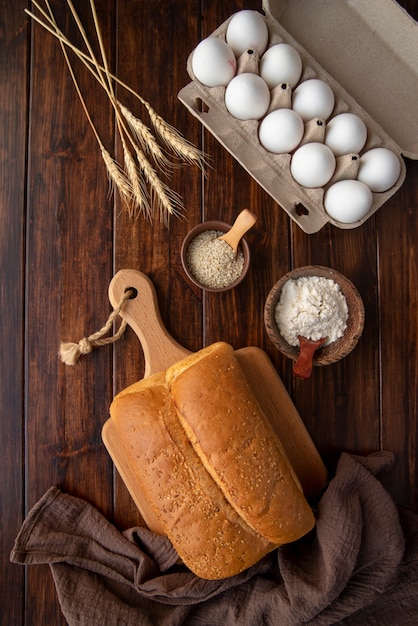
[10,452,418,625]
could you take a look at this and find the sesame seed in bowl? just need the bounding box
[181,220,251,292]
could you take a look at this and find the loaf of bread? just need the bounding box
[110,341,315,579]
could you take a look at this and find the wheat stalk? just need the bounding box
[25,0,208,224]
[25,2,202,162]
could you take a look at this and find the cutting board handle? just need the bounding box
[109,269,191,377]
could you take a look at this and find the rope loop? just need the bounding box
[59,288,134,365]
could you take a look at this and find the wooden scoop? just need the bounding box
[293,335,328,379]
[218,209,257,254]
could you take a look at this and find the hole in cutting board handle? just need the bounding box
[125,286,138,299]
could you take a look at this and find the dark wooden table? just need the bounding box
[2,1,417,623]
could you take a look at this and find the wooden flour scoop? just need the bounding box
[102,269,328,530]
[294,336,328,379]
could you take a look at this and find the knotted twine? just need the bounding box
[59,288,134,365]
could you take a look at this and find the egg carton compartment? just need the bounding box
[178,1,417,233]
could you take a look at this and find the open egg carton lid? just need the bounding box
[178,0,418,233]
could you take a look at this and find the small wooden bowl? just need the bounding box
[181,220,250,292]
[264,265,365,366]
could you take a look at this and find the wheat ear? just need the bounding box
[142,102,208,170]
[100,145,134,205]
[120,134,151,219]
[133,145,184,225]
[118,103,173,172]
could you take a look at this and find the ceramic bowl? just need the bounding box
[264,265,365,366]
[181,220,250,292]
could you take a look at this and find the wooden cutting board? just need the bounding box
[102,269,328,533]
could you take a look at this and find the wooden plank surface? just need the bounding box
[1,0,417,623]
[0,3,28,625]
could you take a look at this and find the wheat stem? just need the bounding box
[88,0,117,102]
[43,0,100,148]
[66,0,109,93]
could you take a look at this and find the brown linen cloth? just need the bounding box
[10,452,418,625]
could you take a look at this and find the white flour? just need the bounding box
[275,275,348,346]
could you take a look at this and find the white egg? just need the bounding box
[258,109,304,153]
[324,179,373,223]
[225,73,270,120]
[290,142,336,188]
[325,113,368,156]
[357,147,402,192]
[226,10,269,57]
[292,79,335,122]
[192,37,236,87]
[260,43,303,89]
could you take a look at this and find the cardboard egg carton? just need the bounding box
[178,0,418,233]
